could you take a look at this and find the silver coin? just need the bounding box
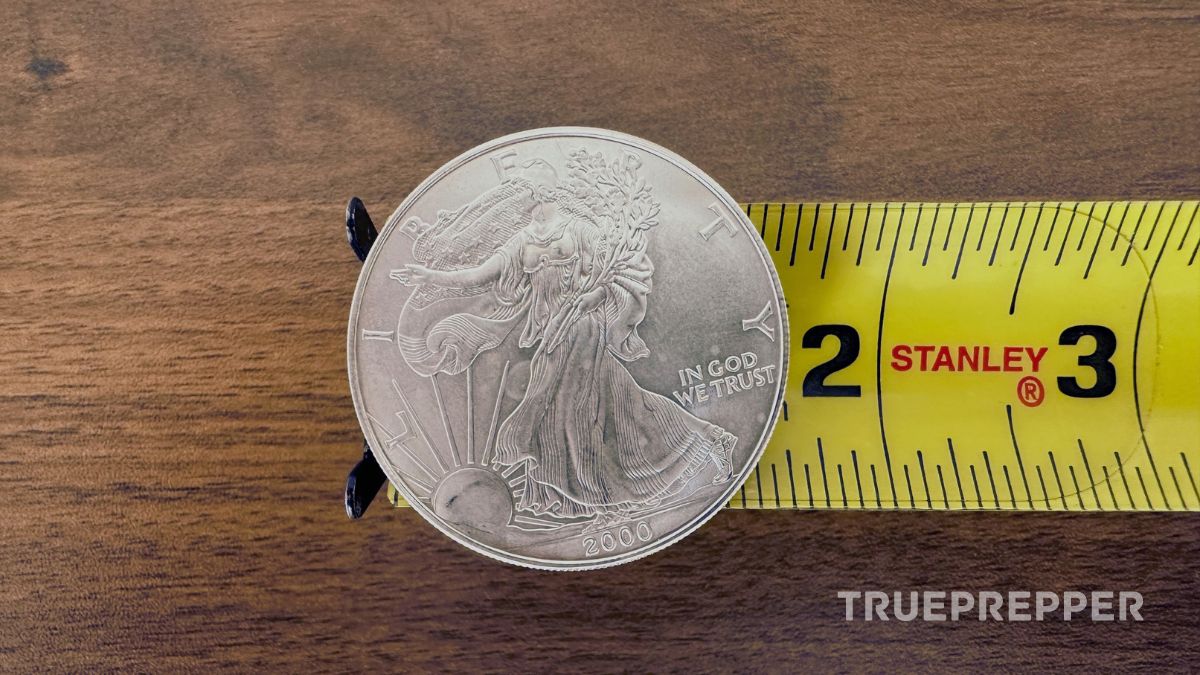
[348,127,787,569]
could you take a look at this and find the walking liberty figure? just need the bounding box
[392,149,737,526]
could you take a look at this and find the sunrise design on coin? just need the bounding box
[348,128,787,569]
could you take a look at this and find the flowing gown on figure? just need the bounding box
[399,210,736,520]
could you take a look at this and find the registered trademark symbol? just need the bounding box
[1018,376,1045,407]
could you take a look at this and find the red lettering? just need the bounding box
[982,346,1000,372]
[890,344,1051,374]
[1003,346,1021,371]
[932,346,954,371]
[914,345,935,371]
[1027,346,1047,372]
[959,346,979,371]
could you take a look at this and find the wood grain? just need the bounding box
[1,1,1197,671]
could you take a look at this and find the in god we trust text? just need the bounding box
[672,351,778,408]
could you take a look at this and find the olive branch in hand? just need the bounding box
[542,149,660,352]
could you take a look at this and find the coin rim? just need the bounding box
[347,126,789,570]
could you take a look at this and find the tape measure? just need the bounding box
[388,200,1200,511]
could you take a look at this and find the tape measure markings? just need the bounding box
[733,199,1198,511]
[1182,207,1199,259]
[1182,453,1199,499]
[1009,203,1042,314]
[1083,202,1116,278]
[1133,200,1190,508]
[877,203,903,507]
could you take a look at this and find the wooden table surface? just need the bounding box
[2,1,1197,671]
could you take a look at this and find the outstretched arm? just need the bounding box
[390,254,505,289]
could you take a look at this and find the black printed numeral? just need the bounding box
[802,324,862,397]
[1057,325,1117,398]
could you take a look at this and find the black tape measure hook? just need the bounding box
[344,197,388,519]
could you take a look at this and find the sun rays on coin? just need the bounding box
[363,369,586,533]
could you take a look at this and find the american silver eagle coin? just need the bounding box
[348,128,787,569]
